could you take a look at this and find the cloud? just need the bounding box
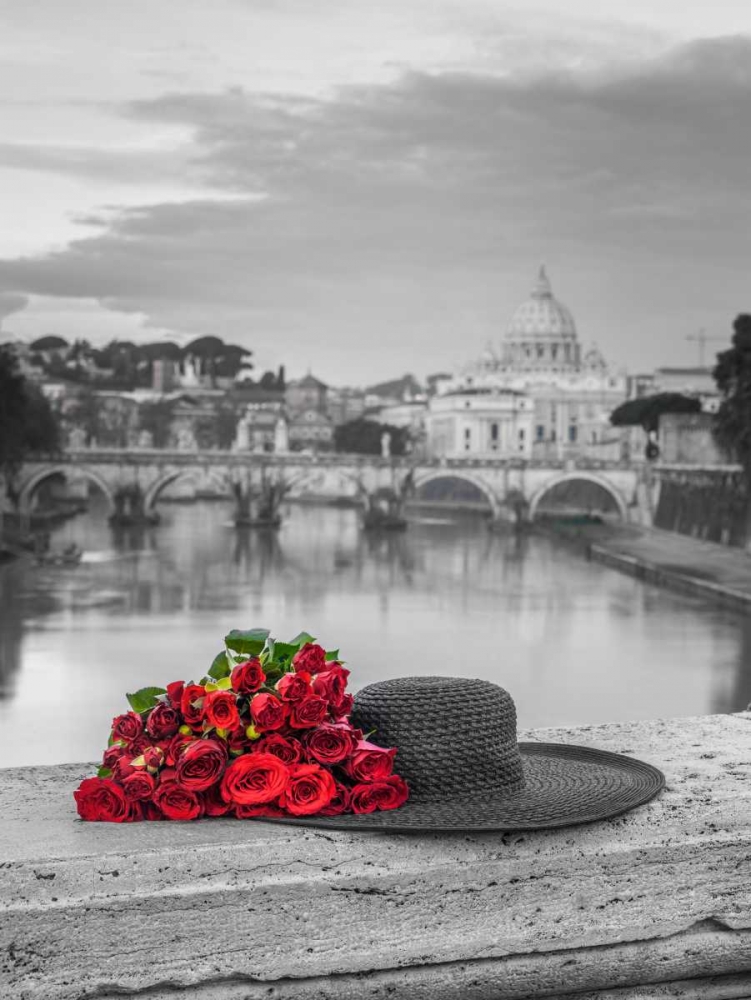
[0,292,29,328]
[1,35,751,379]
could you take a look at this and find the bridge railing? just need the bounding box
[2,710,750,999]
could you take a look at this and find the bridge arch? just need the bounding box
[528,471,628,521]
[18,464,116,515]
[142,468,229,511]
[411,470,499,516]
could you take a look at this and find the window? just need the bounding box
[464,427,471,451]
[536,425,545,441]
[568,425,577,443]
[490,422,499,451]
[551,344,558,360]
[518,428,525,440]
[550,428,557,442]
[537,344,544,359]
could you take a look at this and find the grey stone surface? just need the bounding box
[1,712,750,999]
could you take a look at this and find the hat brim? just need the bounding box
[250,743,665,833]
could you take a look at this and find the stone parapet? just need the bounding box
[2,712,750,999]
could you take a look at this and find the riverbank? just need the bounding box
[542,518,751,613]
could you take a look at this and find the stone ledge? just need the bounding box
[1,712,750,1000]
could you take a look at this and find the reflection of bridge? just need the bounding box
[17,449,655,523]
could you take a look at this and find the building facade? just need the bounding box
[430,267,627,460]
[427,388,533,458]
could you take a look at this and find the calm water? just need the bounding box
[1,499,750,767]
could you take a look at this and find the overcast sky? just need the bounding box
[1,0,750,384]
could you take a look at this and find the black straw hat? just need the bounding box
[267,676,665,832]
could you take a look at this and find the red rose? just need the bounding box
[166,680,184,708]
[111,711,143,744]
[350,775,409,814]
[141,799,164,821]
[204,783,232,817]
[319,781,352,816]
[180,684,206,727]
[102,744,126,770]
[279,763,336,816]
[146,702,180,740]
[305,723,358,765]
[220,752,289,806]
[292,643,327,675]
[311,664,350,710]
[114,755,136,781]
[231,658,266,695]
[129,735,151,756]
[167,732,196,766]
[250,692,287,731]
[153,782,204,821]
[256,733,303,765]
[345,740,396,782]
[275,671,309,702]
[288,694,328,729]
[226,725,249,756]
[204,690,240,731]
[74,777,130,823]
[176,738,228,791]
[235,802,285,819]
[332,693,354,720]
[122,771,156,802]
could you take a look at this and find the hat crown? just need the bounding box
[351,676,525,801]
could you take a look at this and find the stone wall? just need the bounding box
[658,412,726,466]
[2,712,751,1000]
[654,466,748,546]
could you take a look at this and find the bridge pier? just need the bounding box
[109,484,160,527]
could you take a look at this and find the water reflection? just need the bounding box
[0,499,749,767]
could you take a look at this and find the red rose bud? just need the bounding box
[250,692,287,732]
[311,664,350,709]
[153,782,204,821]
[166,680,185,708]
[180,684,206,727]
[143,746,164,772]
[175,738,228,791]
[146,702,180,740]
[319,780,352,816]
[288,694,328,729]
[345,740,397,782]
[256,733,303,765]
[111,711,143,744]
[275,671,309,702]
[122,771,156,802]
[220,752,289,806]
[350,775,409,814]
[292,642,327,675]
[230,658,266,695]
[279,763,336,816]
[305,722,359,765]
[74,777,130,823]
[203,690,240,731]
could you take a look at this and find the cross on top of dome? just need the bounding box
[531,263,552,299]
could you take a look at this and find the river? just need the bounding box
[1,498,750,767]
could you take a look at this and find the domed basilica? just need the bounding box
[427,267,627,460]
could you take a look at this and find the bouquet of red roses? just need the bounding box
[74,629,408,823]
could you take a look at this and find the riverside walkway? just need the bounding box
[1,711,750,999]
[550,521,751,614]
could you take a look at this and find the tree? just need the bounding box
[138,399,175,449]
[0,345,59,482]
[610,393,702,434]
[712,314,751,476]
[334,418,408,456]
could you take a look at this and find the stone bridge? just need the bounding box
[16,449,653,523]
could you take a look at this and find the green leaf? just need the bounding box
[208,650,231,680]
[272,641,300,664]
[97,766,112,778]
[289,631,316,647]
[325,649,339,662]
[215,675,233,691]
[126,686,167,714]
[224,628,270,656]
[259,637,276,666]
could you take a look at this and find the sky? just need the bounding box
[1,1,750,384]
